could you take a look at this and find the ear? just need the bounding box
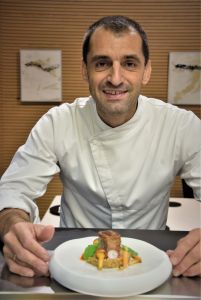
[142,60,152,86]
[82,61,89,82]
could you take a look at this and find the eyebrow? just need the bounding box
[90,55,110,63]
[123,55,141,64]
[90,54,142,64]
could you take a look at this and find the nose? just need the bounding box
[107,62,123,86]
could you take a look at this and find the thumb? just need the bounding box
[166,249,174,257]
[34,225,55,243]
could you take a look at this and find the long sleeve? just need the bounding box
[0,109,60,223]
[177,111,201,200]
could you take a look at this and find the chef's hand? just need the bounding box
[3,221,54,277]
[167,228,201,277]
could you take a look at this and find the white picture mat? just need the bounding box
[168,51,201,105]
[20,49,62,102]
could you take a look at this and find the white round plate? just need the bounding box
[49,236,172,297]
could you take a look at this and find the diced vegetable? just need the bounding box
[93,238,100,245]
[134,255,142,263]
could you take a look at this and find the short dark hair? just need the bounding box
[82,15,149,65]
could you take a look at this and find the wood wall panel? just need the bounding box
[0,0,200,217]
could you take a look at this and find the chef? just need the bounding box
[0,15,200,278]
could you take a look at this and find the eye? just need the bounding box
[95,59,111,71]
[122,60,137,70]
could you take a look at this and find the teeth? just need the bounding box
[104,90,125,95]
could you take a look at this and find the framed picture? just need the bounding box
[20,49,62,102]
[168,52,201,105]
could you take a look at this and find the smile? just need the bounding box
[103,90,127,95]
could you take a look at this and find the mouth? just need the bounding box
[103,89,128,99]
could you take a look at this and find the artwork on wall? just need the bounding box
[20,49,62,102]
[168,52,201,105]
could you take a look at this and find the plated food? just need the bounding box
[81,230,142,270]
[50,235,172,297]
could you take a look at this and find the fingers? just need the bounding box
[4,223,50,260]
[182,262,201,277]
[3,243,49,277]
[170,242,200,277]
[167,228,201,277]
[3,244,36,277]
[3,222,54,277]
[35,224,55,243]
[4,251,35,277]
[170,229,200,264]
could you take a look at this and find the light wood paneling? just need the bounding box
[0,0,200,217]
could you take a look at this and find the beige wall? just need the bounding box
[0,0,200,217]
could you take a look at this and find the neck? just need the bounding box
[98,102,138,128]
[101,114,133,128]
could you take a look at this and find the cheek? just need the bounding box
[88,78,100,97]
[89,77,104,91]
[130,75,144,87]
[91,71,108,83]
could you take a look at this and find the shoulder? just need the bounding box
[140,94,183,113]
[139,95,201,155]
[139,95,200,125]
[36,97,92,125]
[47,97,92,117]
[30,97,93,136]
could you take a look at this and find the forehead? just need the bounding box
[89,27,143,58]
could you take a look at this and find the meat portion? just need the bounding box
[98,230,121,257]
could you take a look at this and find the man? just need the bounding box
[0,16,200,278]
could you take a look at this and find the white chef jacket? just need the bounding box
[0,95,200,229]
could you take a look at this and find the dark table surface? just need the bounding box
[0,228,200,300]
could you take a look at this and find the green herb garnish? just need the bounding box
[121,245,138,256]
[83,241,100,260]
